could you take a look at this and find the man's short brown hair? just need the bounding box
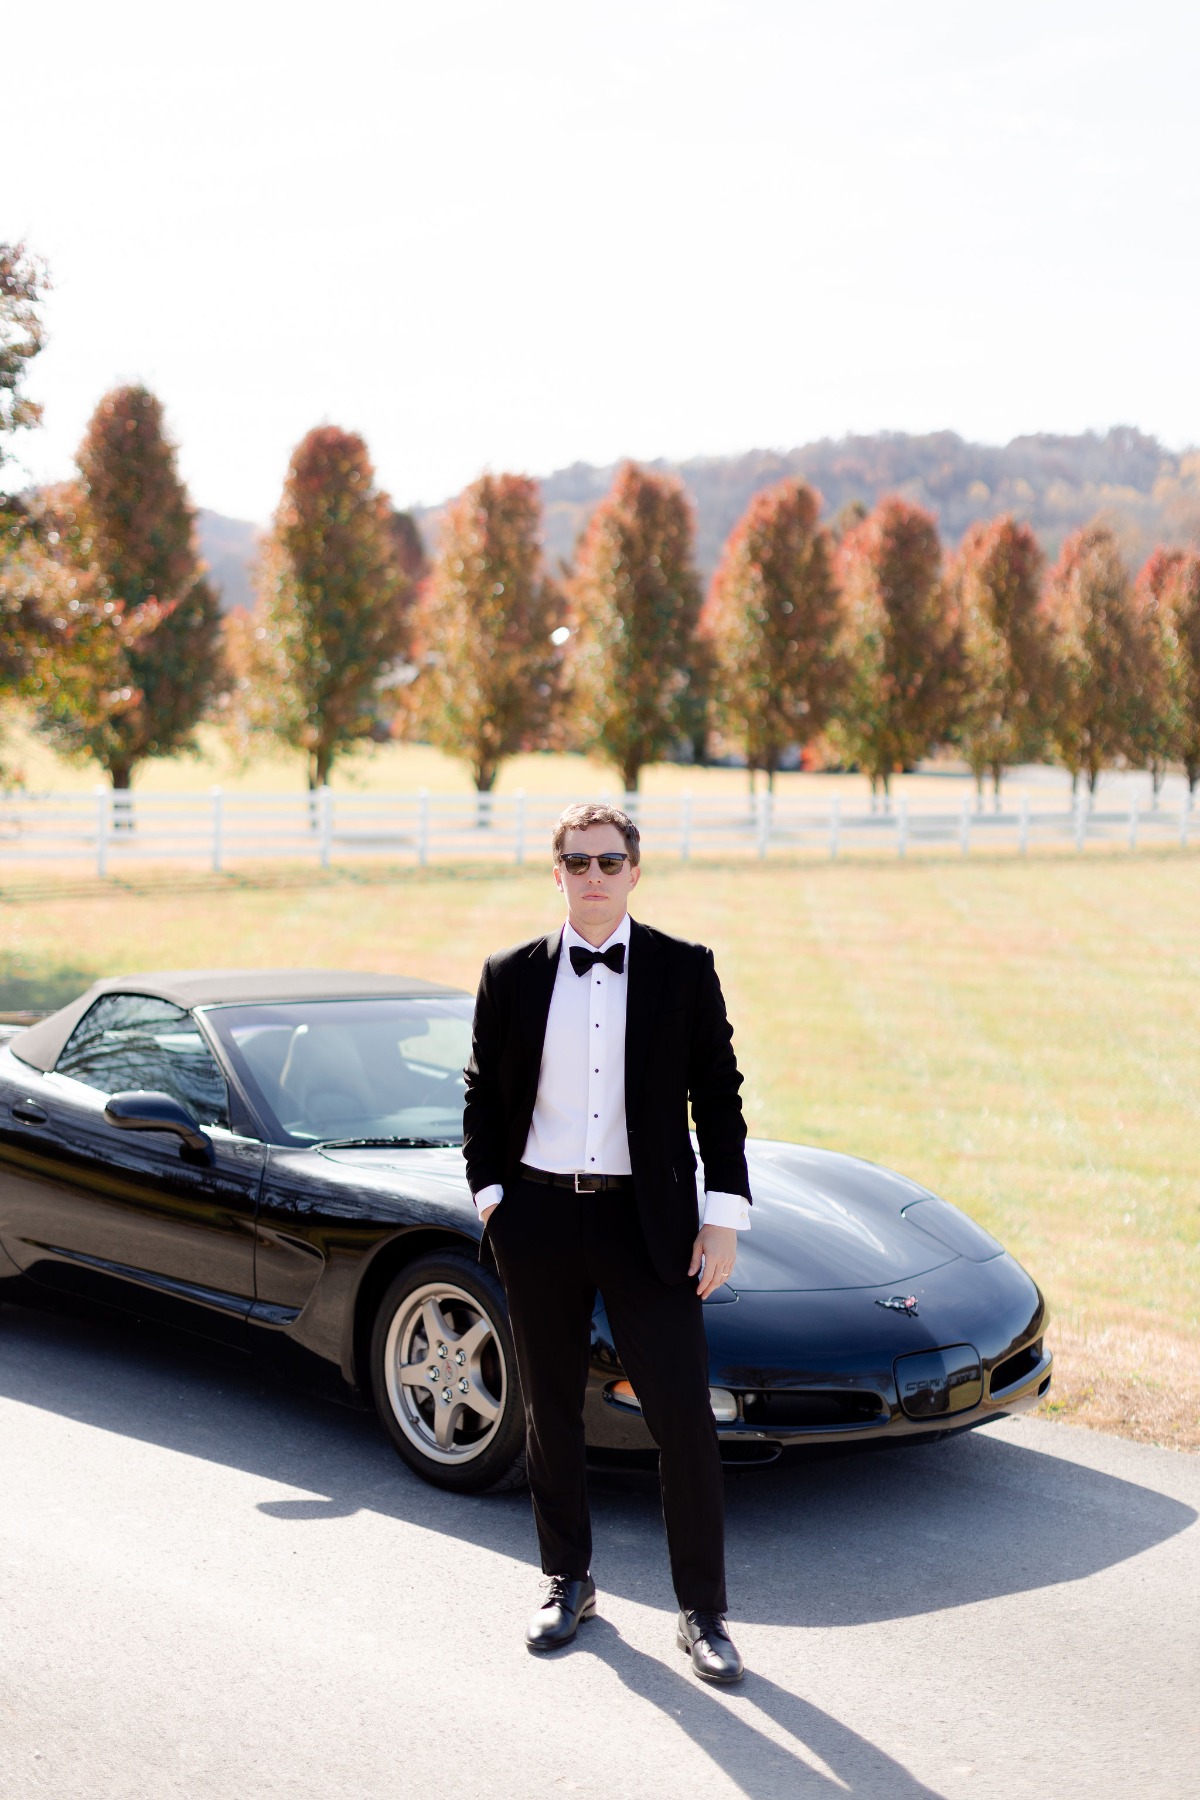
[552,802,641,866]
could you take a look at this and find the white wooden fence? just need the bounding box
[0,785,1194,876]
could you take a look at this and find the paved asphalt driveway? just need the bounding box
[1,1301,1196,1800]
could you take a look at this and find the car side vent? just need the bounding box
[740,1390,886,1429]
[990,1340,1043,1396]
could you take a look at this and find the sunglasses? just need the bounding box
[557,852,631,876]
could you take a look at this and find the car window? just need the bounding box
[206,997,472,1145]
[56,993,230,1129]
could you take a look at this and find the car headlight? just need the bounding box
[607,1380,738,1423]
[902,1196,1003,1262]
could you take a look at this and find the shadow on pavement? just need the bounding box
[2,1297,1193,1646]
[572,1618,947,1798]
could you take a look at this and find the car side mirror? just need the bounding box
[104,1090,212,1159]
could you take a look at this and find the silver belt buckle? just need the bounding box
[574,1171,591,1192]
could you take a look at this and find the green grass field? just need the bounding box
[2,852,1197,1448]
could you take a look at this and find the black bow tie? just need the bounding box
[569,943,626,977]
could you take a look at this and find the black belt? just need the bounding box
[519,1163,634,1193]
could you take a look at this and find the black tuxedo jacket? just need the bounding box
[463,917,751,1284]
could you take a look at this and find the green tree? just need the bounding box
[951,515,1052,806]
[249,426,411,789]
[1043,524,1150,795]
[411,473,560,794]
[703,479,844,792]
[834,497,959,803]
[1,244,49,700]
[568,462,703,791]
[32,387,224,790]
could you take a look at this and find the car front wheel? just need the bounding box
[370,1250,526,1493]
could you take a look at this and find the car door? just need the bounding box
[0,992,263,1344]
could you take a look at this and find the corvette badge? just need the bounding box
[876,1294,919,1316]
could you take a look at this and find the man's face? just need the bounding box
[553,822,641,942]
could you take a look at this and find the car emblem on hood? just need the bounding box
[876,1294,919,1316]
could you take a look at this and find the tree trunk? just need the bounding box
[109,760,134,831]
[621,760,641,794]
[1087,764,1100,794]
[474,760,498,827]
[992,761,1003,812]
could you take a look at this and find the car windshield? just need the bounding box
[204,997,473,1147]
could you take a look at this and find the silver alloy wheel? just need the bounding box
[382,1278,507,1466]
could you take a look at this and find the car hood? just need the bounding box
[318,1138,960,1294]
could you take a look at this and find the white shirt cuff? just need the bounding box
[701,1190,751,1230]
[474,1183,504,1216]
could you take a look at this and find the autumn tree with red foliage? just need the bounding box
[410,473,560,794]
[31,386,223,789]
[247,427,412,789]
[951,515,1052,804]
[1133,548,1200,797]
[1043,523,1150,794]
[702,479,844,791]
[834,497,959,801]
[568,462,703,791]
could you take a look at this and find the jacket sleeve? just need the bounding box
[687,947,752,1203]
[462,955,507,1196]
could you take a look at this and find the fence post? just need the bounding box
[755,789,770,859]
[1074,789,1087,852]
[417,788,430,866]
[94,783,108,878]
[514,790,526,865]
[897,796,908,859]
[959,795,971,856]
[317,785,332,869]
[680,791,692,862]
[829,795,840,860]
[210,785,224,873]
[1128,793,1139,851]
[1019,793,1030,856]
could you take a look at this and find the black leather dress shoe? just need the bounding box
[526,1574,597,1652]
[677,1609,744,1683]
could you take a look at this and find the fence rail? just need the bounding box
[0,785,1195,876]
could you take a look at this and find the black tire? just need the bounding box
[369,1249,526,1493]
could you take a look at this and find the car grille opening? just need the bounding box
[740,1389,886,1429]
[990,1340,1044,1396]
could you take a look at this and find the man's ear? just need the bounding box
[629,864,641,891]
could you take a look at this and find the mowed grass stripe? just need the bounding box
[2,856,1196,1446]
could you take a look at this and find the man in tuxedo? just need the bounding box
[463,801,751,1682]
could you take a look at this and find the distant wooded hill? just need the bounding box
[198,428,1200,610]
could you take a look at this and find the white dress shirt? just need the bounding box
[473,913,750,1230]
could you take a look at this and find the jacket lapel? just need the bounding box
[624,918,663,1106]
[519,929,562,1074]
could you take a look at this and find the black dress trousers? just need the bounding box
[487,1175,726,1614]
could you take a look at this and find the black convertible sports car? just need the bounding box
[0,970,1052,1491]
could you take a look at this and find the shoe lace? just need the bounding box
[541,1574,578,1606]
[688,1609,727,1638]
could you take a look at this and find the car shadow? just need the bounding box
[2,1297,1193,1642]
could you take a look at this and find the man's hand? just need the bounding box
[688,1223,737,1300]
[479,1203,499,1226]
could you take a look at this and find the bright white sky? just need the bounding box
[7,0,1199,523]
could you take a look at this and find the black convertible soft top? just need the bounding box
[9,969,467,1074]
